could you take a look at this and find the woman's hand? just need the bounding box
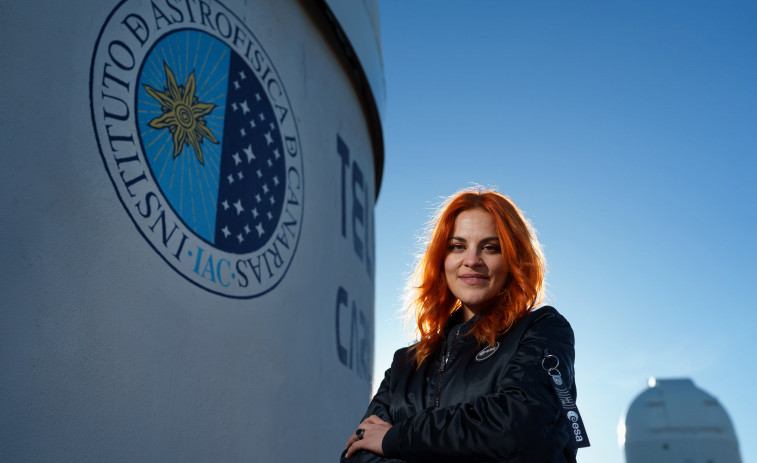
[344,415,392,459]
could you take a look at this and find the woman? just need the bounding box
[342,188,587,463]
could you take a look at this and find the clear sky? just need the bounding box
[372,1,756,462]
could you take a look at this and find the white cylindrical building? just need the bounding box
[0,1,383,461]
[621,378,742,463]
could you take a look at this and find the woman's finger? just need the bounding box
[344,438,364,459]
[345,422,368,448]
[345,417,391,458]
[345,428,362,448]
[363,415,384,424]
[345,419,390,458]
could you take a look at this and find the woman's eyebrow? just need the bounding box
[448,237,499,243]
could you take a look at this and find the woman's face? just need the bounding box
[444,208,508,320]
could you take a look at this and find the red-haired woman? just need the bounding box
[342,188,588,463]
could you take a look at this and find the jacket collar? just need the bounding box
[443,309,479,336]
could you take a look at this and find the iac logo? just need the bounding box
[90,0,303,298]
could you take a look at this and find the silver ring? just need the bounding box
[356,428,364,440]
[541,354,559,371]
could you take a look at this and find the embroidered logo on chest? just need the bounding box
[474,342,500,362]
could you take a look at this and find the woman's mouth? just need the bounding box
[460,274,489,285]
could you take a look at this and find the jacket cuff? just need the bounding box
[381,424,402,458]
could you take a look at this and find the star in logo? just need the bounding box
[143,63,219,165]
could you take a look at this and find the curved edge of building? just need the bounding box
[304,0,385,197]
[621,378,742,463]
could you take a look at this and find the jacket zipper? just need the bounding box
[434,325,462,408]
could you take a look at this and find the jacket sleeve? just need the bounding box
[361,364,394,423]
[340,350,409,463]
[340,448,407,463]
[381,310,576,463]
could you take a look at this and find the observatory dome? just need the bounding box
[621,378,741,463]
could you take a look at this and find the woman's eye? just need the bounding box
[483,245,501,253]
[448,244,464,251]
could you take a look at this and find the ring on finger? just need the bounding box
[356,428,365,440]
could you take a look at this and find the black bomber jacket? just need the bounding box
[342,306,581,463]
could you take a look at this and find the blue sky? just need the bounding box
[372,1,757,462]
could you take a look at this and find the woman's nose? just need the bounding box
[463,248,482,267]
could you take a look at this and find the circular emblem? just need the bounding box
[90,0,303,298]
[474,342,500,362]
[567,411,579,422]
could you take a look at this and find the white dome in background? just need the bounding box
[622,378,742,463]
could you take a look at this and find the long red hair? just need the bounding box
[407,188,546,367]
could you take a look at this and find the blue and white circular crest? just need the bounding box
[91,0,304,298]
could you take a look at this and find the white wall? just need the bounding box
[0,0,381,461]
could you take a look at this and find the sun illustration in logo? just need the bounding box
[143,63,219,165]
